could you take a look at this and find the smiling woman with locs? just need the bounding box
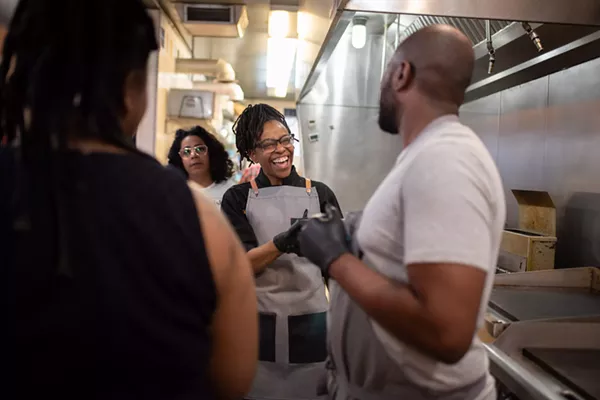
[219,103,343,400]
[168,126,235,207]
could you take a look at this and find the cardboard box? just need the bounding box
[498,190,557,272]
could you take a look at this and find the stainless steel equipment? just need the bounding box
[298,3,600,268]
[297,3,600,396]
[300,1,600,102]
[483,268,600,400]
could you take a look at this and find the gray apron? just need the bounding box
[327,250,491,400]
[245,178,329,400]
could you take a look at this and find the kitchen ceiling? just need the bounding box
[162,0,337,100]
[0,0,335,101]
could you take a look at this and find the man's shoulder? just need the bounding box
[406,123,505,207]
[415,122,494,171]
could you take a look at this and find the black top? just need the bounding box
[2,149,217,400]
[221,166,342,250]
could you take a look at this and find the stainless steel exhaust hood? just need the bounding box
[299,0,600,104]
[343,0,600,26]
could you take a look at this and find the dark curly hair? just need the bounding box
[232,103,292,162]
[167,126,234,183]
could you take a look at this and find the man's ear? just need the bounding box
[391,61,413,93]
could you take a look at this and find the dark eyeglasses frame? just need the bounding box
[255,134,298,152]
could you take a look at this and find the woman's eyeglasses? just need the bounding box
[256,134,297,152]
[180,145,208,158]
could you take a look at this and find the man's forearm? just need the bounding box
[329,254,450,362]
[247,241,281,274]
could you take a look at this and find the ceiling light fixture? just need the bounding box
[269,10,290,38]
[351,17,368,49]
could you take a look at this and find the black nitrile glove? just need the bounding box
[298,205,350,278]
[343,210,363,239]
[273,209,308,255]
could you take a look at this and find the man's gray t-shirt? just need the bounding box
[356,115,506,396]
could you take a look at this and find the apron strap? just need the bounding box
[305,178,312,195]
[250,178,259,196]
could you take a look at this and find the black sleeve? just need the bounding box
[220,186,259,251]
[315,182,343,218]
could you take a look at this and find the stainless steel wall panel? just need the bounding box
[499,79,549,185]
[299,22,401,212]
[298,103,402,213]
[299,10,600,268]
[545,57,600,268]
[302,32,393,108]
[459,93,501,163]
[497,79,549,227]
[459,57,600,268]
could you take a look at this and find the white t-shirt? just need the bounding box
[356,115,506,396]
[202,180,234,208]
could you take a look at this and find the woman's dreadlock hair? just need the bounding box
[167,126,234,183]
[232,103,292,162]
[0,0,158,275]
[0,0,157,151]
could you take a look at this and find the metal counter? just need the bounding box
[484,268,600,400]
[489,287,600,322]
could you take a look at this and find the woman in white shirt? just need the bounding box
[168,126,235,207]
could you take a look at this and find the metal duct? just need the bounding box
[175,58,237,82]
[192,82,244,101]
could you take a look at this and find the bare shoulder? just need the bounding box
[188,181,226,224]
[187,181,249,287]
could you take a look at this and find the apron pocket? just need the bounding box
[288,311,327,364]
[258,312,276,362]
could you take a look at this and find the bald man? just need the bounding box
[298,25,506,400]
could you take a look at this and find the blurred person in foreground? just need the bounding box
[299,25,506,400]
[0,0,257,399]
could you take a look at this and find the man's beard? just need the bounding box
[378,100,399,135]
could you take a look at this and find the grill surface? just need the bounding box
[523,348,600,400]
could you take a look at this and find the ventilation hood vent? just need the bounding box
[185,6,233,23]
[175,58,237,83]
[175,4,248,38]
[403,17,512,45]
